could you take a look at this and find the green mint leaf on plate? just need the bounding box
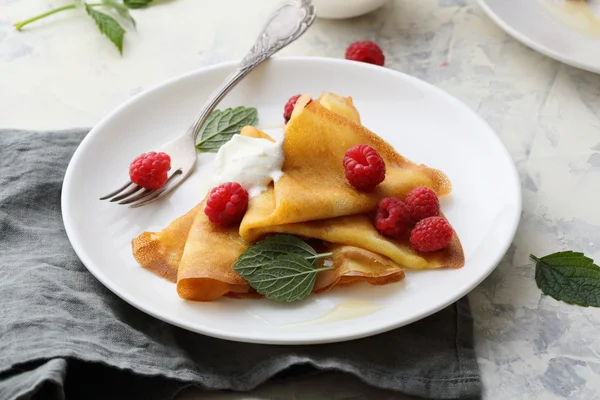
[86,4,126,54]
[195,106,259,153]
[531,251,600,307]
[234,234,334,302]
[249,254,334,302]
[258,234,318,259]
[124,0,153,9]
[102,0,136,27]
[234,234,317,279]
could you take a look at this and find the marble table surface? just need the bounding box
[2,0,600,398]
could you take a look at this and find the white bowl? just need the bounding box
[313,0,389,19]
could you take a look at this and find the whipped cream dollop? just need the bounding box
[213,134,284,198]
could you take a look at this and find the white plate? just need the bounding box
[479,0,600,74]
[62,57,521,345]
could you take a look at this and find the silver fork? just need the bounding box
[100,0,316,208]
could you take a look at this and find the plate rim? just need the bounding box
[61,56,522,344]
[478,0,600,74]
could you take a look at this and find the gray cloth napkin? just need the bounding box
[0,129,481,400]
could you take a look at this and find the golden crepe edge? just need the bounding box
[134,198,407,302]
[131,118,407,301]
[130,127,275,286]
[238,92,453,240]
[131,91,463,302]
[238,92,464,269]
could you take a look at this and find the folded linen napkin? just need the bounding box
[0,129,481,400]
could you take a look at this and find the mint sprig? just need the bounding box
[234,235,317,278]
[251,254,333,302]
[195,107,259,153]
[14,1,153,54]
[102,0,136,27]
[531,251,600,307]
[86,5,126,54]
[234,235,333,302]
[123,0,153,8]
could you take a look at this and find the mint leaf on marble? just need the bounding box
[14,0,160,54]
[86,5,126,54]
[195,107,259,153]
[124,0,153,8]
[102,0,136,26]
[531,251,600,307]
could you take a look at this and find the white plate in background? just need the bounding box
[62,57,521,344]
[479,0,600,73]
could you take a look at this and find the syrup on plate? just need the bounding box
[542,0,600,38]
[281,300,384,327]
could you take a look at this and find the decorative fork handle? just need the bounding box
[188,0,316,141]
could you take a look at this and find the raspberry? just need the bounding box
[345,41,385,66]
[405,186,440,222]
[375,197,413,238]
[343,144,386,191]
[283,94,302,124]
[410,217,454,253]
[129,151,171,190]
[204,182,249,226]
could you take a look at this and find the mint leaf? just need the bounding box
[234,234,317,279]
[258,235,317,259]
[531,251,600,307]
[86,4,126,54]
[249,254,334,302]
[234,234,333,302]
[195,107,259,153]
[124,0,153,9]
[102,0,136,27]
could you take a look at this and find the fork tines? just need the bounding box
[99,170,184,208]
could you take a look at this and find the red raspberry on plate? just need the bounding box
[405,186,440,222]
[375,197,413,238]
[343,144,386,191]
[129,151,171,190]
[345,41,385,66]
[204,182,249,226]
[410,217,454,253]
[283,94,302,124]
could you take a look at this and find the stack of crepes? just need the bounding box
[132,93,465,302]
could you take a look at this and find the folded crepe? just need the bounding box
[239,93,452,243]
[238,93,464,269]
[237,187,463,270]
[132,92,464,301]
[314,244,406,293]
[133,202,405,301]
[132,203,201,283]
[132,121,406,301]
